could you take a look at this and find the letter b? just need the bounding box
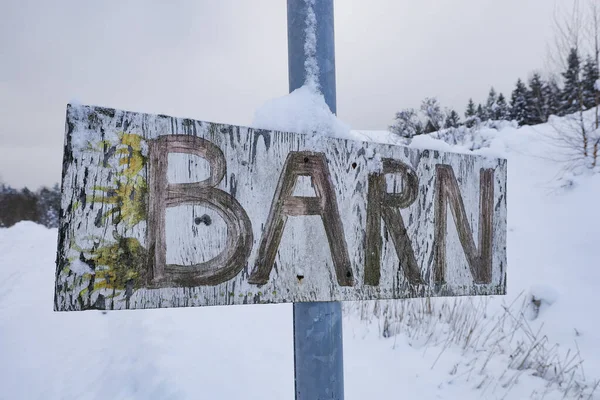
[146,135,253,287]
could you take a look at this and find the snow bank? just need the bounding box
[0,222,294,399]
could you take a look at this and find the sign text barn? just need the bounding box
[54,105,507,311]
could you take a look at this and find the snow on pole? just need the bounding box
[287,1,344,399]
[288,0,337,113]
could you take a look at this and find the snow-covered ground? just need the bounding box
[1,112,600,399]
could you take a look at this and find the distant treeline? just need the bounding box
[391,47,599,138]
[0,184,61,228]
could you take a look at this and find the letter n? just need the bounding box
[434,165,494,284]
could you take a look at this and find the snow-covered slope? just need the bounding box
[1,116,599,399]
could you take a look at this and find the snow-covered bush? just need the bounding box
[400,119,517,152]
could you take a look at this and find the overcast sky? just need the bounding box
[1,0,560,189]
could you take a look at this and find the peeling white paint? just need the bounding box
[54,105,508,311]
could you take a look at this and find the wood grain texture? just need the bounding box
[248,151,352,287]
[54,104,507,311]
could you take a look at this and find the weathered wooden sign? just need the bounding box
[54,104,507,311]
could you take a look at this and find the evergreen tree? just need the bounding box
[510,78,528,125]
[476,104,486,121]
[0,187,39,227]
[0,184,16,195]
[37,184,61,228]
[464,98,477,127]
[582,56,599,110]
[560,48,582,115]
[0,185,8,228]
[495,93,511,120]
[524,73,546,125]
[543,78,561,117]
[484,87,498,120]
[444,109,461,129]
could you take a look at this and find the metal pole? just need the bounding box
[288,0,337,113]
[287,1,344,399]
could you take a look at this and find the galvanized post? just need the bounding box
[287,1,344,399]
[288,0,337,113]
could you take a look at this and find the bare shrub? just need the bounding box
[345,294,598,398]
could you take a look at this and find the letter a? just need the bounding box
[248,151,353,286]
